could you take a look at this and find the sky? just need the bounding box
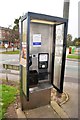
[0,0,79,40]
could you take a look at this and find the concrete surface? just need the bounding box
[16,99,70,119]
[14,80,78,119]
[14,88,70,119]
[16,108,26,118]
[0,73,19,81]
[16,105,61,119]
[51,101,69,119]
[24,105,61,118]
[61,81,78,118]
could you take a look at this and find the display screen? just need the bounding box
[39,54,48,62]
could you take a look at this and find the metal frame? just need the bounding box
[51,24,56,84]
[26,15,30,101]
[20,12,68,100]
[20,19,23,109]
[60,22,68,93]
[21,12,67,23]
[20,14,30,101]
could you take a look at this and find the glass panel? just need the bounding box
[20,18,27,95]
[53,24,64,89]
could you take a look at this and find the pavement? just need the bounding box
[8,75,79,119]
[14,82,78,119]
[61,81,78,118]
[15,89,70,119]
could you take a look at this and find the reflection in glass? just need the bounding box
[53,24,64,89]
[22,19,27,95]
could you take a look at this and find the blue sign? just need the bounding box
[33,42,41,46]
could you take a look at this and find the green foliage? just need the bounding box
[7,17,20,48]
[13,19,19,31]
[73,38,80,46]
[67,34,73,47]
[13,16,21,31]
[67,34,72,42]
[11,17,21,50]
[0,50,19,54]
[0,84,17,119]
[67,34,80,47]
[14,19,19,25]
[67,54,80,59]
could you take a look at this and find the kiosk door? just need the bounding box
[52,23,67,93]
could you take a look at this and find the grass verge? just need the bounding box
[67,54,80,59]
[0,84,18,119]
[0,50,19,54]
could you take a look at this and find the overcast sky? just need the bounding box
[0,0,79,40]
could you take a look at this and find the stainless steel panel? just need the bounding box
[22,87,52,110]
[29,22,53,81]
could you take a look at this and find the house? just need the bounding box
[0,26,9,46]
[0,26,19,48]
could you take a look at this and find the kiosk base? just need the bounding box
[21,83,52,110]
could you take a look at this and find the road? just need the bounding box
[0,54,79,82]
[64,59,79,83]
[0,54,19,68]
[65,60,78,78]
[0,54,19,81]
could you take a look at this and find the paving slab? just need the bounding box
[16,108,26,118]
[51,101,69,119]
[61,82,78,118]
[24,105,61,118]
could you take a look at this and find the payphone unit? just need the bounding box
[19,12,68,110]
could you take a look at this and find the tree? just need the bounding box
[2,17,20,51]
[9,17,20,51]
[73,38,80,46]
[3,28,13,44]
[12,17,21,49]
[13,16,21,31]
[13,19,19,31]
[67,34,73,47]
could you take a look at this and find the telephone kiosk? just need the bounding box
[19,12,68,110]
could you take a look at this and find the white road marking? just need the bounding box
[64,75,78,78]
[65,65,78,68]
